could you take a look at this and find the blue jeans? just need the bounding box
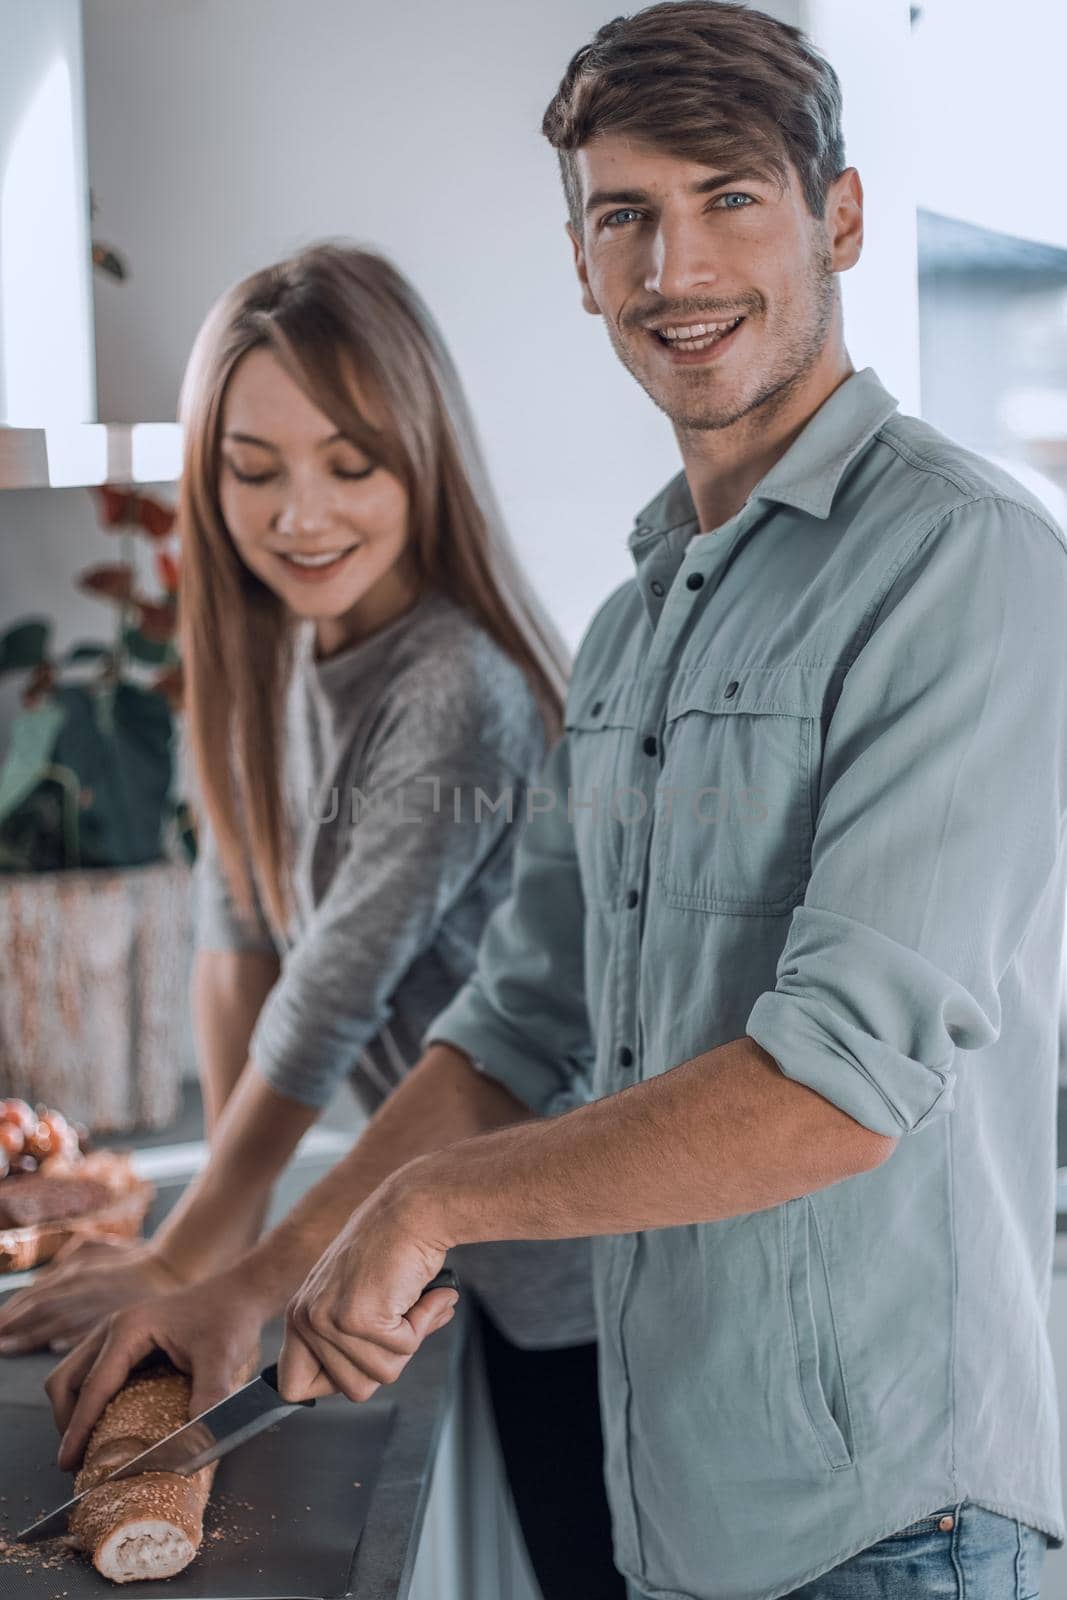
[626,1503,1049,1599]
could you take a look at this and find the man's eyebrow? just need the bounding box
[222,430,347,449]
[583,173,770,217]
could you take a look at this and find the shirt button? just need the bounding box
[618,1046,634,1068]
[591,700,604,716]
[650,580,665,598]
[724,680,740,699]
[686,572,705,591]
[938,1515,955,1532]
[625,889,639,909]
[642,735,658,756]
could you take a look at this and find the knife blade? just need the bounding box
[16,1362,312,1543]
[17,1265,459,1544]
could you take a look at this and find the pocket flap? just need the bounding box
[565,680,636,732]
[666,663,830,722]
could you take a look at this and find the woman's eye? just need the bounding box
[713,192,755,210]
[333,463,376,481]
[226,463,276,485]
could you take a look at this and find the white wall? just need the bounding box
[0,0,95,424]
[81,0,681,650]
[800,0,920,415]
[0,0,928,660]
[913,0,1067,250]
[76,0,922,652]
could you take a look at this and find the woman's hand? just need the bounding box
[46,1267,270,1472]
[277,1173,457,1405]
[0,1241,186,1356]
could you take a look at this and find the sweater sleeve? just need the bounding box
[249,696,543,1110]
[192,815,279,957]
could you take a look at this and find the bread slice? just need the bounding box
[69,1369,215,1584]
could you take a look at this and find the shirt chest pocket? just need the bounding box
[653,666,825,916]
[564,682,636,906]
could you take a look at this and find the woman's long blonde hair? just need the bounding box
[179,242,568,934]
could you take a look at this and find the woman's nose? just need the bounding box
[275,484,336,538]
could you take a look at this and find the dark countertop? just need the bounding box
[0,1081,463,1599]
[0,1311,462,1600]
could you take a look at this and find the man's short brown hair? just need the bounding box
[542,1,846,230]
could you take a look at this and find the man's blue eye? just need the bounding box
[603,209,642,228]
[715,193,754,209]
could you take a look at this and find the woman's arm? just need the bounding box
[191,947,280,1138]
[0,957,317,1353]
[149,1059,320,1283]
[47,1043,530,1463]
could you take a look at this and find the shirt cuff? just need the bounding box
[425,986,582,1120]
[745,905,973,1137]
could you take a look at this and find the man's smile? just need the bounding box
[645,313,748,362]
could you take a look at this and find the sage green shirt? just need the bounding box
[428,369,1067,1599]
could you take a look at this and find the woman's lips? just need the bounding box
[276,546,360,583]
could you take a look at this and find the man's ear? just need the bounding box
[567,222,601,316]
[827,167,864,273]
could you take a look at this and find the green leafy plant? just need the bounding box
[0,487,194,872]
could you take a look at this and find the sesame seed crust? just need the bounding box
[69,1372,214,1584]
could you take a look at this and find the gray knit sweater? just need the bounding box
[193,590,595,1348]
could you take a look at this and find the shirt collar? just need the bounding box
[629,367,900,545]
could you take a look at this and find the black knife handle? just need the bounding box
[262,1271,459,1397]
[424,1267,460,1296]
[261,1362,317,1403]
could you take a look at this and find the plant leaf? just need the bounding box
[0,703,66,826]
[123,625,171,665]
[0,619,51,674]
[64,642,113,664]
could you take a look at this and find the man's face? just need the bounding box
[569,135,859,434]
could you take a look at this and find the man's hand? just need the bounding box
[45,1267,269,1472]
[277,1176,457,1404]
[0,1241,186,1355]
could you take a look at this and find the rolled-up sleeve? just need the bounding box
[427,735,594,1118]
[747,498,1067,1136]
[250,714,537,1110]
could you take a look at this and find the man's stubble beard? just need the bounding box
[606,237,837,436]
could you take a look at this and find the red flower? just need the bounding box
[136,600,178,643]
[155,549,180,595]
[78,563,136,603]
[22,663,55,709]
[93,485,176,541]
[152,664,184,709]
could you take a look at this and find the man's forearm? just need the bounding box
[237,1044,532,1316]
[401,1037,896,1251]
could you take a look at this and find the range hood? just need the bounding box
[0,1,178,490]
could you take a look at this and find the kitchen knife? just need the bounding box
[18,1265,459,1543]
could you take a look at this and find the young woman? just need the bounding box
[0,244,624,1599]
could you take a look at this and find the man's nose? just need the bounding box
[644,214,720,302]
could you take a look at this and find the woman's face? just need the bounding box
[218,346,418,654]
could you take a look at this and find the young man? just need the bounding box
[48,6,1066,1597]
